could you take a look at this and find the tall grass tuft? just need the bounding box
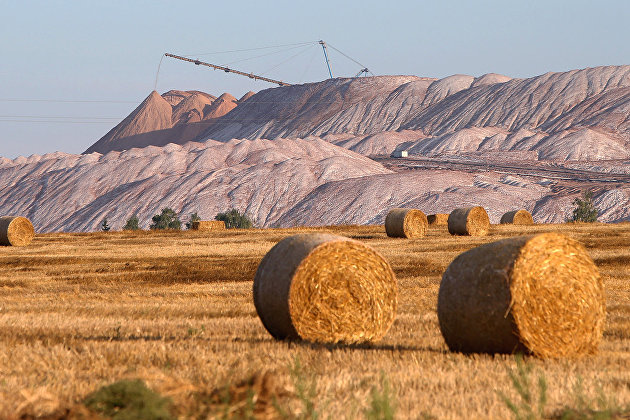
[500,355,630,420]
[498,354,548,420]
[365,372,397,420]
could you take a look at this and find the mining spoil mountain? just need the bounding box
[84,90,241,154]
[2,65,630,232]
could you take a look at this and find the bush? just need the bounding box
[570,191,598,223]
[83,379,173,420]
[215,209,253,229]
[123,215,140,231]
[150,208,181,230]
[101,218,111,232]
[185,212,201,230]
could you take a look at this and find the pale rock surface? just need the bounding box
[530,188,630,223]
[162,90,216,106]
[277,171,549,227]
[86,66,630,163]
[2,139,629,232]
[392,125,629,161]
[195,76,426,141]
[533,128,628,161]
[330,130,426,156]
[203,93,238,119]
[0,138,391,232]
[592,189,630,221]
[238,91,256,102]
[397,127,510,156]
[403,66,630,136]
[5,66,630,232]
[471,73,512,87]
[542,86,630,135]
[421,74,475,106]
[85,91,173,154]
[171,92,214,124]
[85,90,242,154]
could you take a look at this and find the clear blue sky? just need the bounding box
[1,0,629,159]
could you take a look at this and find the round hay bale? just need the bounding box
[0,216,35,246]
[427,213,449,226]
[253,233,397,344]
[500,209,534,225]
[191,220,226,231]
[447,206,490,236]
[384,208,428,238]
[437,233,605,358]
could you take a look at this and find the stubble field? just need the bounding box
[0,223,629,419]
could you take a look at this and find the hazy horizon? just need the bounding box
[1,0,629,159]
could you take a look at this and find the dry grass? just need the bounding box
[0,223,629,419]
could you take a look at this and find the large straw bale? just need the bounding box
[385,208,428,238]
[437,233,605,358]
[191,220,226,231]
[447,206,490,236]
[427,213,449,226]
[500,209,534,225]
[253,233,397,344]
[0,216,35,246]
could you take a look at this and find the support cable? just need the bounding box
[154,54,165,91]
[224,43,313,66]
[299,47,321,84]
[181,41,318,57]
[260,45,316,76]
[325,42,374,76]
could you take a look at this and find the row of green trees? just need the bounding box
[100,191,599,232]
[101,208,253,232]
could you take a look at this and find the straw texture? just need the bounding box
[500,210,534,225]
[253,233,397,344]
[447,206,490,236]
[385,208,428,238]
[0,216,35,246]
[191,220,226,231]
[437,233,605,358]
[427,214,449,226]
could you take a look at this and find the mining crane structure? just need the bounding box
[163,41,373,87]
[319,40,334,79]
[164,53,292,86]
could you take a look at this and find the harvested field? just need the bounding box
[1,223,630,418]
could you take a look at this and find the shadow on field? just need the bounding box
[290,340,447,354]
[349,234,382,240]
[216,336,446,354]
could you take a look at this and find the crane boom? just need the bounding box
[164,53,292,87]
